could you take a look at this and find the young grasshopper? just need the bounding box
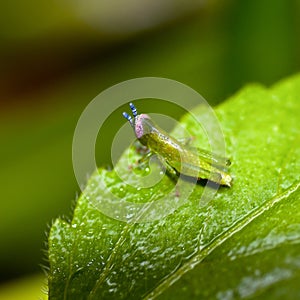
[123,103,232,187]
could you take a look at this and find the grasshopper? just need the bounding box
[123,103,232,187]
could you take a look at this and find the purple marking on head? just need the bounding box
[134,114,150,138]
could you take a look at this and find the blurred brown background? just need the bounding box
[0,0,299,288]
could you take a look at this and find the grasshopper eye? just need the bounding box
[129,102,138,117]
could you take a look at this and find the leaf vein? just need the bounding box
[143,181,300,300]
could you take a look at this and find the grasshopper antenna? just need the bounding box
[129,102,138,117]
[122,112,133,124]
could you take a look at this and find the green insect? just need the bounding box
[123,103,232,187]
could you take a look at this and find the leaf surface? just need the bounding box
[48,74,300,299]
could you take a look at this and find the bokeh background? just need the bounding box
[1,0,300,296]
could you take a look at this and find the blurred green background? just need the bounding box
[0,0,300,295]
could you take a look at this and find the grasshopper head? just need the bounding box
[123,103,153,140]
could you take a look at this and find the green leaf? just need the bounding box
[48,74,300,299]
